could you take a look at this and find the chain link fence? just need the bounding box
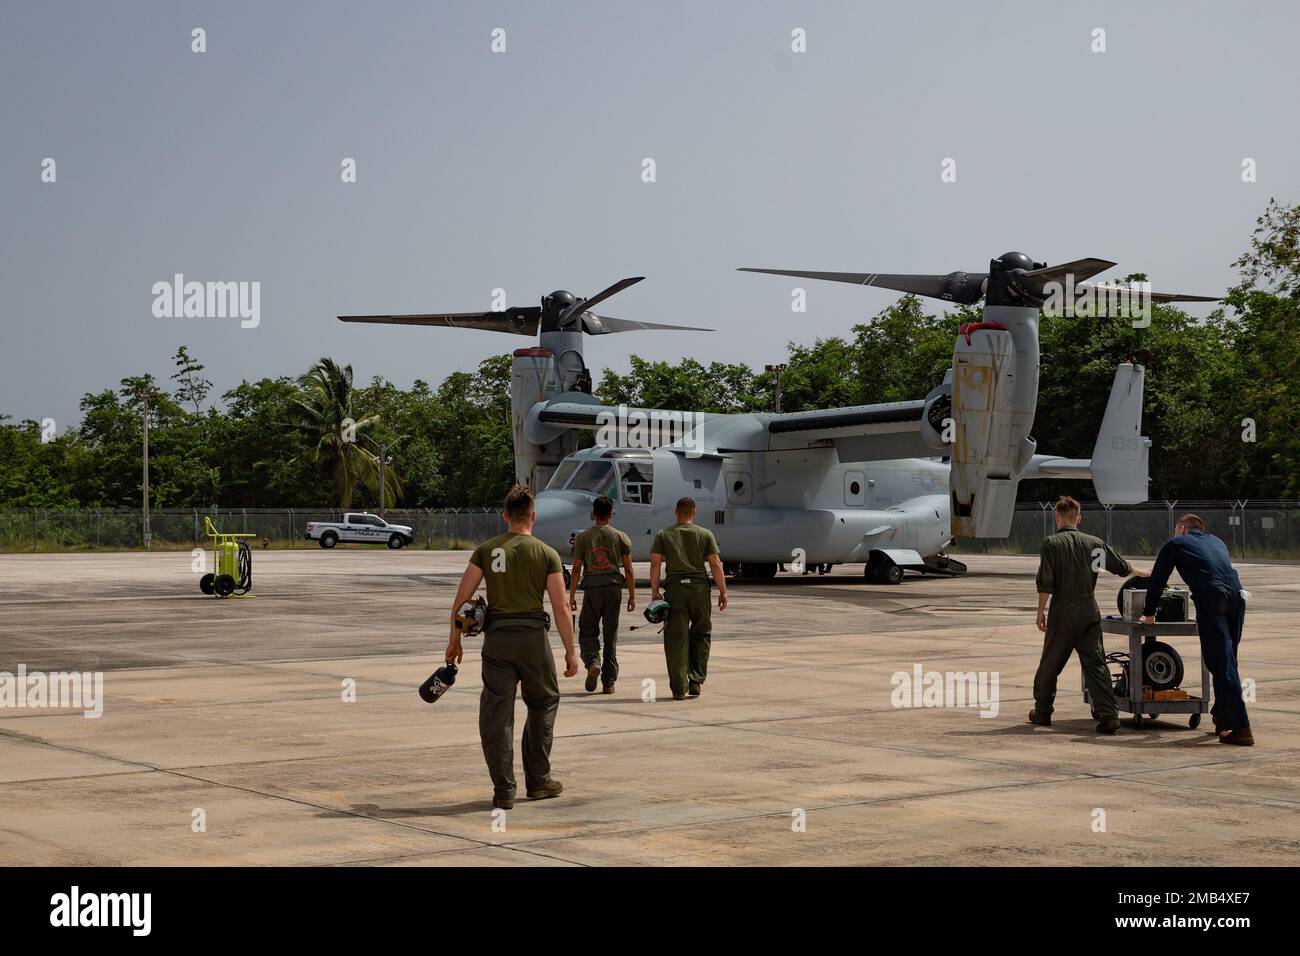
[951,501,1300,559]
[0,508,504,551]
[2,502,1298,557]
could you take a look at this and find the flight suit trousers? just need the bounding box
[578,582,622,687]
[479,621,559,800]
[663,577,711,697]
[1033,597,1118,719]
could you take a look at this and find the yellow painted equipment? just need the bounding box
[200,516,256,598]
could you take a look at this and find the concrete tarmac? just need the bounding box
[1,548,1297,866]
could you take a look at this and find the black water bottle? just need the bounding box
[418,663,458,703]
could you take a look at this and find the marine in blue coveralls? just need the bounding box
[1139,513,1254,746]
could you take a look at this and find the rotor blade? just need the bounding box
[338,307,541,335]
[562,276,645,319]
[1022,258,1117,286]
[1078,284,1220,303]
[581,312,713,334]
[738,268,986,303]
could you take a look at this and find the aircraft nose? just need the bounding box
[533,493,587,550]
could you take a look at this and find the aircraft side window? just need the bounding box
[618,461,654,506]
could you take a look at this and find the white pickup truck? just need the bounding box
[305,513,415,549]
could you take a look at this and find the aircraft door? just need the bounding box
[844,471,866,507]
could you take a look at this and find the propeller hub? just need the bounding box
[541,290,579,331]
[988,252,1049,306]
[543,290,576,311]
[996,251,1038,272]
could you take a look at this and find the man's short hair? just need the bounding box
[505,484,534,520]
[1177,513,1206,532]
[675,496,696,517]
[592,495,613,519]
[1055,496,1081,518]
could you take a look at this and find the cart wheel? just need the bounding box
[1147,712,1158,720]
[1189,713,1201,729]
[199,573,215,595]
[214,574,236,597]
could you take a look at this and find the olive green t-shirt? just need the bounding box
[651,522,719,578]
[470,532,563,614]
[573,524,631,589]
[1036,527,1131,600]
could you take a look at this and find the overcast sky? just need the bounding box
[3,0,1298,429]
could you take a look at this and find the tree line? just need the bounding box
[3,201,1297,508]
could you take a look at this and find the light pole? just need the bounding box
[133,381,161,549]
[362,435,406,516]
[765,363,788,413]
[142,389,150,548]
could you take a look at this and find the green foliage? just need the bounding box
[1222,199,1300,498]
[289,357,399,509]
[596,356,769,413]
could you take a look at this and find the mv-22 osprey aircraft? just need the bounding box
[340,252,1217,583]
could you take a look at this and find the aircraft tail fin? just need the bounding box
[1088,362,1150,504]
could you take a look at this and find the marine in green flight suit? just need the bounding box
[649,497,729,700]
[445,485,579,810]
[568,495,636,694]
[1030,496,1147,734]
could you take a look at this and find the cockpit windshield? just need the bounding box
[545,460,578,491]
[567,461,619,498]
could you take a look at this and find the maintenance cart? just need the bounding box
[1087,617,1210,730]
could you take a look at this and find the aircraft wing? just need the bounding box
[765,400,938,461]
[530,395,941,461]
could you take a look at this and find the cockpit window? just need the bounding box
[618,460,653,505]
[567,460,618,498]
[545,460,578,491]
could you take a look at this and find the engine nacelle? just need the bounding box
[949,306,1040,538]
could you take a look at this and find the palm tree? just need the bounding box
[292,358,402,508]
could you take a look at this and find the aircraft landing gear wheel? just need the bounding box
[1189,713,1202,729]
[1142,640,1184,691]
[199,573,215,595]
[387,533,405,549]
[214,574,236,597]
[562,566,571,589]
[867,556,903,585]
[738,562,778,580]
